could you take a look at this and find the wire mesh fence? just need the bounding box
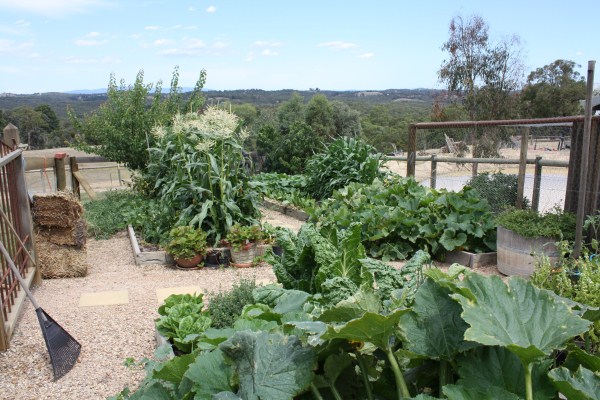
[386,119,576,213]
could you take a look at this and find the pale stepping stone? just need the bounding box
[79,290,129,307]
[156,286,203,304]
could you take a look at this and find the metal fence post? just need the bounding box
[532,156,542,212]
[430,155,437,189]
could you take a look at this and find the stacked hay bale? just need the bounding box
[32,192,88,278]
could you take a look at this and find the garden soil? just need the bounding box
[0,207,498,399]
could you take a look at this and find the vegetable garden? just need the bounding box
[74,106,600,400]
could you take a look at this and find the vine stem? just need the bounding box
[386,347,410,399]
[524,362,533,400]
[329,384,343,400]
[310,383,324,400]
[356,353,374,400]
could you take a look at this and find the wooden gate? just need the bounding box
[0,142,38,351]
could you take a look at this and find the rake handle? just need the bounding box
[0,240,40,310]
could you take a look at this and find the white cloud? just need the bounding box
[63,55,120,64]
[15,19,30,27]
[145,25,160,30]
[358,52,374,59]
[245,52,254,62]
[130,33,142,39]
[317,41,358,50]
[0,0,112,17]
[74,39,108,46]
[153,38,173,46]
[0,38,34,55]
[253,40,282,48]
[261,49,278,56]
[84,31,101,37]
[212,41,229,49]
[189,6,196,12]
[206,5,217,13]
[155,38,206,56]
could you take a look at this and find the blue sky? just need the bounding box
[0,0,597,94]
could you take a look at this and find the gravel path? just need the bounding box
[0,227,278,399]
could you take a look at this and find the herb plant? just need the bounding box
[163,225,207,259]
[207,279,257,329]
[496,206,577,241]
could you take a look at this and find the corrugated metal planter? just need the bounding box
[496,226,559,277]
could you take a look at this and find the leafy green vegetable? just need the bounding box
[182,349,234,400]
[219,331,316,400]
[442,384,520,400]
[548,366,600,400]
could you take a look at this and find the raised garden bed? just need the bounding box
[443,249,497,269]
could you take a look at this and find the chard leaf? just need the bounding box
[548,366,600,400]
[452,274,591,366]
[321,309,408,351]
[400,279,474,360]
[457,346,555,400]
[212,392,242,400]
[442,384,520,400]
[182,349,233,400]
[219,331,316,400]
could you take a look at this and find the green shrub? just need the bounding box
[304,137,385,200]
[466,171,528,213]
[207,279,257,329]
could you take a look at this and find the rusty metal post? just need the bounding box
[573,60,596,258]
[531,156,542,212]
[516,126,529,209]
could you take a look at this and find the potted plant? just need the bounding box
[226,224,263,267]
[495,207,576,276]
[164,226,208,269]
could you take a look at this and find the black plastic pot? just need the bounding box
[272,245,283,257]
[204,249,230,268]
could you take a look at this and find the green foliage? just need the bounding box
[305,94,335,138]
[164,226,208,259]
[251,172,316,211]
[466,172,528,213]
[521,59,586,118]
[304,137,385,200]
[496,207,577,240]
[143,108,260,244]
[83,189,145,239]
[155,293,212,353]
[70,67,206,170]
[263,121,322,174]
[207,280,257,329]
[548,366,600,400]
[310,175,497,260]
[225,224,263,250]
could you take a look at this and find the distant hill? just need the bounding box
[0,88,441,120]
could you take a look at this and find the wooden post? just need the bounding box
[516,126,529,209]
[430,155,437,189]
[54,153,67,191]
[407,124,417,177]
[573,60,596,258]
[531,156,542,212]
[2,124,20,149]
[70,156,80,198]
[13,152,40,285]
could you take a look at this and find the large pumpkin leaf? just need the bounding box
[548,366,600,400]
[563,346,600,373]
[452,275,591,365]
[182,349,233,400]
[400,279,474,359]
[318,289,381,323]
[456,346,555,400]
[219,331,316,400]
[442,384,520,400]
[321,309,409,350]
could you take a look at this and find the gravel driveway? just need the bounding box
[0,212,290,399]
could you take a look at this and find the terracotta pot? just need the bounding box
[174,254,203,269]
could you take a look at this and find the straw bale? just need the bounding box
[35,219,87,248]
[35,238,88,279]
[32,192,83,228]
